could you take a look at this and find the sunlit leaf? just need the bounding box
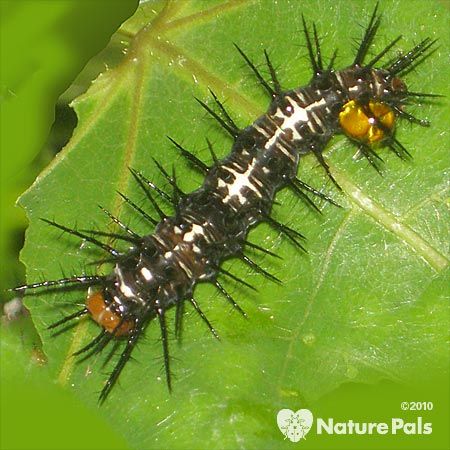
[20,1,448,448]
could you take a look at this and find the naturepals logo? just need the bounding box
[316,417,432,435]
[277,408,433,443]
[277,409,314,442]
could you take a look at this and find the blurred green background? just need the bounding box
[1,0,139,297]
[1,2,137,449]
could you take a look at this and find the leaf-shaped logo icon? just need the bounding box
[277,409,314,442]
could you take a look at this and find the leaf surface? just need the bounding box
[20,1,449,448]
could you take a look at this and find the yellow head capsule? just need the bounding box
[339,100,395,145]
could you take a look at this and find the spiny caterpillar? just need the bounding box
[13,4,438,403]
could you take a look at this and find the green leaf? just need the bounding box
[0,1,138,295]
[0,313,130,450]
[19,1,449,448]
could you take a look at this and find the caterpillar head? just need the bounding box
[338,99,396,145]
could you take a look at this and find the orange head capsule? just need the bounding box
[339,100,396,145]
[86,291,133,336]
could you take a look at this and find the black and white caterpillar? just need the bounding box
[13,5,438,403]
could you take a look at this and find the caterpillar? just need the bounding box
[13,3,440,405]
